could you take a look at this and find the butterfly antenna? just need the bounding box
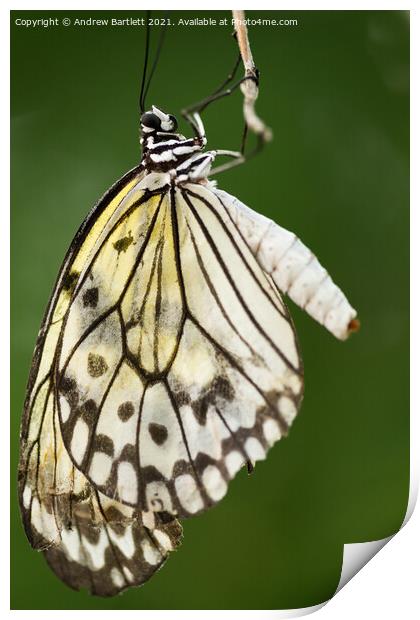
[142,14,170,112]
[139,12,151,114]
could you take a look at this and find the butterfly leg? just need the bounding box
[181,74,256,135]
[191,112,207,147]
[175,151,216,182]
[181,52,257,150]
[180,70,261,176]
[189,149,245,180]
[181,46,257,123]
[208,149,246,176]
[199,107,268,177]
[176,148,245,182]
[181,53,242,122]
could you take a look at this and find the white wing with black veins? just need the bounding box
[18,168,182,596]
[213,188,358,340]
[19,156,358,596]
[55,174,304,520]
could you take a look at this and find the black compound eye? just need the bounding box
[168,115,178,132]
[141,112,161,130]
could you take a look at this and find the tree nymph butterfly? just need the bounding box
[18,14,358,596]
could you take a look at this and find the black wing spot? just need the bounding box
[173,390,191,407]
[77,519,101,544]
[117,401,135,422]
[59,376,79,408]
[213,376,235,401]
[104,505,126,535]
[82,287,99,308]
[93,433,115,457]
[79,399,98,423]
[148,423,168,445]
[59,376,77,393]
[87,353,108,378]
[113,231,134,254]
[62,270,80,296]
[191,377,235,425]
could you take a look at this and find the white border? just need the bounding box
[4,2,416,617]
[5,2,414,10]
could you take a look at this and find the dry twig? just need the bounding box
[232,10,272,142]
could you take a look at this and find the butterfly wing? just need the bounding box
[21,374,182,596]
[19,167,182,596]
[169,184,304,508]
[212,188,358,340]
[55,174,303,519]
[54,179,184,512]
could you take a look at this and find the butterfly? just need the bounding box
[18,101,358,596]
[17,8,359,594]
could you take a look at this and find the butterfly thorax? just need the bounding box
[140,106,212,183]
[141,131,203,174]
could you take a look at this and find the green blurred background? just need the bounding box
[11,10,409,611]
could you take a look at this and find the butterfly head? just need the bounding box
[141,106,178,134]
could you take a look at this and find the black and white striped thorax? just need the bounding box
[140,105,215,183]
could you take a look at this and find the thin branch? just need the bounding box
[232,10,272,143]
